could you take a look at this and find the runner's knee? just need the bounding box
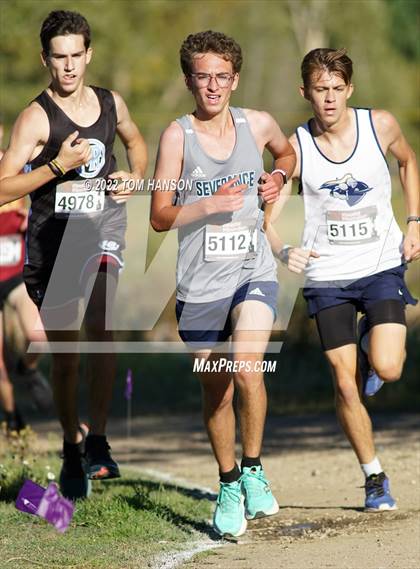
[334,377,360,406]
[25,327,46,344]
[327,350,356,377]
[84,308,108,338]
[201,380,234,411]
[0,364,11,383]
[52,354,80,379]
[233,365,265,392]
[375,360,404,383]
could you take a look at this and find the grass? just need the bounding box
[0,427,213,569]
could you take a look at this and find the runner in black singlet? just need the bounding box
[0,11,147,500]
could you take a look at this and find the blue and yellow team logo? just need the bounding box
[319,173,372,207]
[76,138,106,179]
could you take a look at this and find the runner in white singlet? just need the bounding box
[266,48,419,512]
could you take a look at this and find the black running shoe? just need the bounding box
[85,435,120,480]
[17,360,54,412]
[59,439,91,500]
[5,407,26,434]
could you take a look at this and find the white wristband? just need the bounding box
[271,169,288,185]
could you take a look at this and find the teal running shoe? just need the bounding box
[213,480,247,537]
[241,465,279,520]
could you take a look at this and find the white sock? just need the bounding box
[361,457,382,478]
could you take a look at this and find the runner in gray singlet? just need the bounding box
[175,107,277,304]
[151,31,296,538]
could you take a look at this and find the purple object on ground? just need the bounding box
[15,479,46,515]
[36,483,74,533]
[125,368,133,400]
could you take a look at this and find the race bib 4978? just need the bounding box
[54,180,105,218]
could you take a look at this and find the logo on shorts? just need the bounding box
[398,288,403,296]
[99,240,120,252]
[248,287,265,297]
[319,173,372,206]
[77,139,106,178]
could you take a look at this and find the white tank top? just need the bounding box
[297,108,403,281]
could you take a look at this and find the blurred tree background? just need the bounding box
[1,0,419,417]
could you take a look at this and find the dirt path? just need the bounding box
[35,413,420,569]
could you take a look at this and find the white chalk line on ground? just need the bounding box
[139,468,217,499]
[123,466,229,569]
[154,541,224,569]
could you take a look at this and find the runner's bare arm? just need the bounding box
[264,134,300,239]
[263,112,296,176]
[265,135,319,271]
[264,180,293,254]
[150,122,245,232]
[108,92,148,203]
[0,106,52,205]
[372,110,420,261]
[112,91,147,179]
[245,110,296,203]
[0,104,91,206]
[288,133,301,181]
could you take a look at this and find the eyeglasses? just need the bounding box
[189,73,235,88]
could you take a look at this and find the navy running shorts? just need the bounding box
[24,242,124,311]
[303,264,417,318]
[176,280,278,349]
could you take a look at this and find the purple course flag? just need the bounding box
[36,483,74,533]
[16,479,46,516]
[125,368,133,400]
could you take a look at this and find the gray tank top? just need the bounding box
[175,107,277,302]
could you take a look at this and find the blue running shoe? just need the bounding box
[213,480,247,537]
[365,472,397,512]
[358,316,384,397]
[241,466,279,520]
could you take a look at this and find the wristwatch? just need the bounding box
[277,244,292,265]
[271,168,288,185]
[407,216,420,224]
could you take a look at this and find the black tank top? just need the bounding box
[25,86,126,267]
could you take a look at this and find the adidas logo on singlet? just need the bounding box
[249,287,265,297]
[191,166,206,179]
